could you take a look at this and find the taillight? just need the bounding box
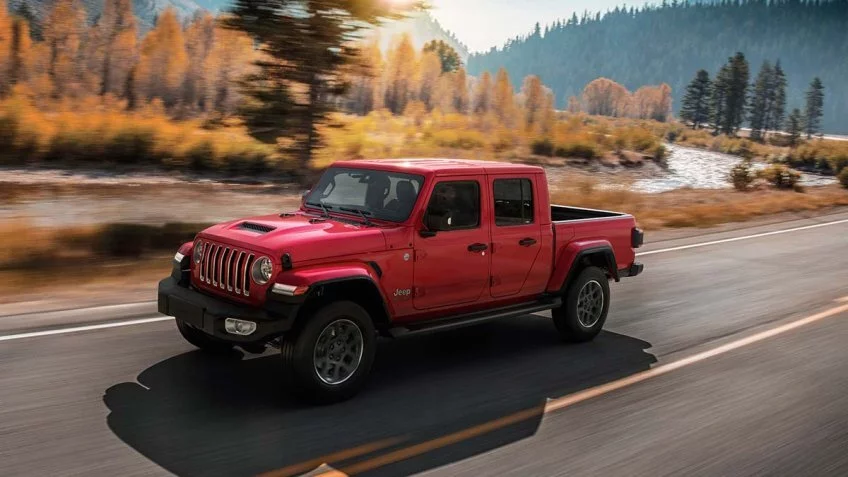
[631,227,644,248]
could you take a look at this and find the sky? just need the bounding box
[427,0,645,53]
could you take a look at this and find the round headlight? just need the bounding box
[251,257,273,285]
[193,241,204,264]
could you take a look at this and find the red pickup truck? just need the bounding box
[159,159,643,402]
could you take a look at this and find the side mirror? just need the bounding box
[301,189,310,205]
[419,209,437,238]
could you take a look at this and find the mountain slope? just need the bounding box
[469,1,848,133]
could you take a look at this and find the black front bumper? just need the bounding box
[157,277,299,344]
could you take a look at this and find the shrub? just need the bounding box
[729,159,755,191]
[555,142,598,159]
[105,129,157,165]
[531,138,555,156]
[187,140,216,172]
[432,130,486,150]
[758,164,801,190]
[839,168,848,189]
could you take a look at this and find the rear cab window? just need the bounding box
[493,178,534,226]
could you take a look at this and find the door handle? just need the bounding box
[519,238,538,247]
[468,243,489,252]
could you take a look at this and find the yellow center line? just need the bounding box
[305,301,848,477]
[258,437,405,477]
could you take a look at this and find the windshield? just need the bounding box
[304,168,425,223]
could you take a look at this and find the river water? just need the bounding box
[632,144,837,193]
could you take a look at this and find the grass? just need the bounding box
[0,94,288,176]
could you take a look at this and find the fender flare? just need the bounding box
[547,240,619,294]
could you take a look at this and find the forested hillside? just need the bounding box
[468,0,848,133]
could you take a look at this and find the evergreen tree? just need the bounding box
[769,60,787,133]
[723,52,749,135]
[786,108,802,147]
[422,39,460,73]
[710,64,730,134]
[748,60,772,141]
[225,0,412,173]
[803,77,824,138]
[680,69,711,129]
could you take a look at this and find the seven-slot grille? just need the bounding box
[196,241,256,297]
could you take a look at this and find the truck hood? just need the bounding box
[198,213,388,263]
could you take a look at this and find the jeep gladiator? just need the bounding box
[158,159,644,402]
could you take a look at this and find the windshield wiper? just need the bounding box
[339,207,373,226]
[305,201,332,218]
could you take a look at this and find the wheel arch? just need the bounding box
[295,277,392,333]
[548,241,619,295]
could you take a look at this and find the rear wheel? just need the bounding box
[553,266,610,343]
[280,301,376,404]
[176,319,234,354]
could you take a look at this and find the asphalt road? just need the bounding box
[1,213,847,476]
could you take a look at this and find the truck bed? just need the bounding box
[551,205,626,222]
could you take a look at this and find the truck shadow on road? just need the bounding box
[104,316,655,477]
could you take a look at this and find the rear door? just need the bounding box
[413,177,491,310]
[489,176,542,297]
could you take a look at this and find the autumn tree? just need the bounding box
[472,70,492,115]
[567,95,581,114]
[492,67,515,125]
[582,77,629,117]
[226,0,414,173]
[91,0,137,98]
[803,77,824,138]
[0,0,11,95]
[521,75,546,131]
[43,0,88,98]
[452,67,469,113]
[383,33,417,115]
[205,22,254,114]
[347,38,383,115]
[136,8,188,107]
[680,69,711,129]
[417,50,441,111]
[183,13,215,111]
[422,39,460,73]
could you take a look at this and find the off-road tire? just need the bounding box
[552,266,610,343]
[281,301,376,404]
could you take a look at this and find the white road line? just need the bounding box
[637,218,848,256]
[2,217,847,341]
[0,316,172,342]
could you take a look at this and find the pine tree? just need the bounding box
[803,77,824,139]
[723,52,749,135]
[473,71,492,115]
[710,64,730,134]
[786,108,802,147]
[136,8,187,107]
[769,60,787,134]
[680,69,711,129]
[748,60,773,141]
[226,0,411,173]
[422,39,460,73]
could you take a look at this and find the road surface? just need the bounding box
[1,212,847,476]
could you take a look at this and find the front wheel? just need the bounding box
[280,301,376,404]
[552,266,610,343]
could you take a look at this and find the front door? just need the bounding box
[489,176,542,297]
[413,178,491,310]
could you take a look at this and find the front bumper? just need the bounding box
[157,277,299,344]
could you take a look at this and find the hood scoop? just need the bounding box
[238,222,277,234]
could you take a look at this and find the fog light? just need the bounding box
[225,318,257,336]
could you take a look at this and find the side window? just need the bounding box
[425,181,480,231]
[494,178,534,226]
